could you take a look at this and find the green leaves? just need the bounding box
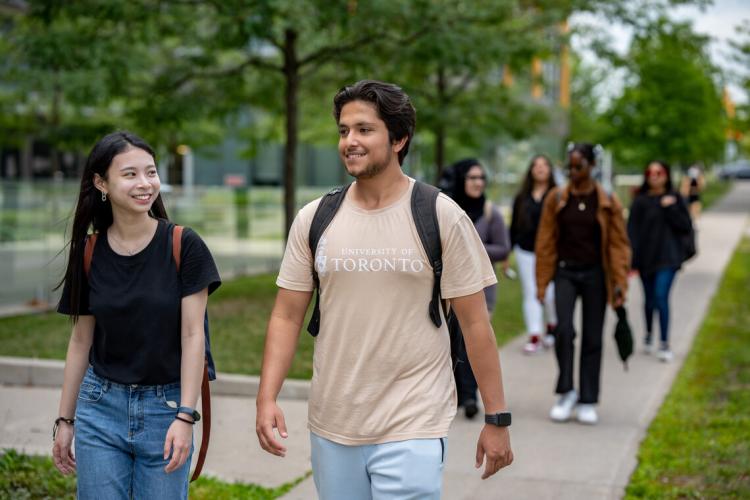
[604,18,726,168]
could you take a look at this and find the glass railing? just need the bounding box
[0,181,334,309]
[0,176,636,310]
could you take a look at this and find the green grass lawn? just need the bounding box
[0,268,525,379]
[625,236,750,499]
[0,449,309,500]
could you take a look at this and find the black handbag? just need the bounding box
[682,224,697,262]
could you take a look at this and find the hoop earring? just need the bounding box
[101,192,107,202]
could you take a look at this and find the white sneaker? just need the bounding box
[576,404,598,425]
[644,337,654,355]
[550,390,577,422]
[542,334,555,348]
[657,348,673,362]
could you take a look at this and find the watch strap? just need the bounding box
[177,406,201,422]
[485,412,512,427]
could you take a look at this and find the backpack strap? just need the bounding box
[306,184,351,337]
[172,225,183,272]
[411,181,444,328]
[83,233,98,279]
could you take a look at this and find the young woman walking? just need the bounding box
[628,161,693,362]
[509,155,557,354]
[52,131,221,499]
[535,143,630,425]
[447,158,510,418]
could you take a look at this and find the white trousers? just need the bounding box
[515,245,557,336]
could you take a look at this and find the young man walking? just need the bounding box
[255,80,513,499]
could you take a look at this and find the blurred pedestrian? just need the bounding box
[447,158,511,418]
[52,131,221,499]
[628,161,693,362]
[680,164,705,219]
[509,155,557,354]
[535,143,631,425]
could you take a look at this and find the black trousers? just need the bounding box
[554,265,607,404]
[455,304,494,406]
[455,340,477,406]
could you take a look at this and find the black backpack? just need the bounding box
[305,181,465,369]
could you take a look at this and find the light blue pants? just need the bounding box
[310,432,446,500]
[74,366,192,499]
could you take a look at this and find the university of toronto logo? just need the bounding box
[316,237,426,275]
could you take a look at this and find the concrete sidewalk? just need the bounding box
[1,183,748,499]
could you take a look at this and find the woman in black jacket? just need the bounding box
[628,161,693,362]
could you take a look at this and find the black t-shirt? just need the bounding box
[510,192,548,252]
[58,219,221,385]
[557,190,601,267]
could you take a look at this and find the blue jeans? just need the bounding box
[640,267,678,345]
[310,433,446,499]
[74,367,192,499]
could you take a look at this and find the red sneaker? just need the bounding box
[523,334,541,354]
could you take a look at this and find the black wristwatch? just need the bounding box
[177,406,201,422]
[485,412,512,427]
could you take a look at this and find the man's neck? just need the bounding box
[350,163,410,210]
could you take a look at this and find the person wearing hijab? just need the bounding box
[446,158,511,419]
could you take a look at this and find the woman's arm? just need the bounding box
[509,196,521,250]
[626,196,643,263]
[484,208,511,262]
[53,315,95,475]
[664,196,693,234]
[608,194,632,305]
[534,190,559,301]
[164,289,207,474]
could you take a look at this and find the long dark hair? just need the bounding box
[333,80,416,165]
[57,131,169,321]
[638,160,673,195]
[514,155,556,230]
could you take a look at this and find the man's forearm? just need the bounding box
[463,322,507,414]
[257,315,302,404]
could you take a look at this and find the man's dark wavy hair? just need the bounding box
[333,80,416,165]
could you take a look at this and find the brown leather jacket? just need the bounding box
[534,183,631,306]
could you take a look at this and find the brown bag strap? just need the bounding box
[83,233,98,278]
[173,224,212,482]
[191,361,211,482]
[172,225,183,272]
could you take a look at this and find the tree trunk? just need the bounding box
[434,65,447,184]
[50,80,61,177]
[434,124,445,185]
[283,28,299,241]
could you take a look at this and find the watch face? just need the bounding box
[486,412,511,426]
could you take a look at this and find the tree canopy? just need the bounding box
[603,18,726,169]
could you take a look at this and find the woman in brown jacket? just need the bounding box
[534,143,630,425]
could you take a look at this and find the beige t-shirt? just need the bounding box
[277,178,497,445]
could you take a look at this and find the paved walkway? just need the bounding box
[1,182,748,499]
